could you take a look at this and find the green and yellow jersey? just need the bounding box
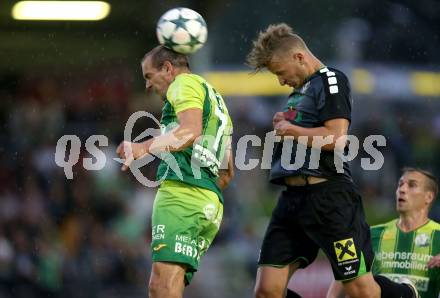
[371,219,440,298]
[157,73,233,202]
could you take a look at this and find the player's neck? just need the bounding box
[397,212,429,232]
[173,67,191,77]
[309,55,325,75]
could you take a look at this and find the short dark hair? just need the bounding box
[402,167,438,202]
[142,45,189,69]
[246,23,307,72]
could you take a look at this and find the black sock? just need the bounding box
[285,289,302,298]
[374,275,414,298]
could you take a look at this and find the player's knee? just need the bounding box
[148,276,165,296]
[254,283,284,298]
[345,289,377,298]
[149,262,186,297]
[343,280,380,298]
[148,267,177,297]
[148,276,173,297]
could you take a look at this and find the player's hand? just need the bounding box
[427,253,440,268]
[274,120,292,136]
[272,112,286,127]
[116,141,144,171]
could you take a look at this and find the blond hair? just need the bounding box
[246,23,307,72]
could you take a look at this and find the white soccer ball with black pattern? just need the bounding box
[156,7,208,55]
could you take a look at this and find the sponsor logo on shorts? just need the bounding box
[173,235,209,261]
[334,238,358,262]
[203,203,217,221]
[152,224,166,240]
[334,238,359,276]
[175,242,199,259]
[343,265,356,275]
[153,244,167,251]
[203,203,221,228]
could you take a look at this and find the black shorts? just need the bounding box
[258,180,374,281]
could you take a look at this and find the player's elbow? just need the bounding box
[333,133,347,151]
[217,168,234,190]
[190,127,202,143]
[187,124,202,143]
[224,169,234,185]
[320,133,347,151]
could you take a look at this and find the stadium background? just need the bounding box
[0,0,439,297]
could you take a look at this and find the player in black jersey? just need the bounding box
[247,23,419,298]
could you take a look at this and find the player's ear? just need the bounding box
[426,191,434,206]
[163,61,173,75]
[295,52,304,64]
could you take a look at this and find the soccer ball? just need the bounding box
[156,7,208,55]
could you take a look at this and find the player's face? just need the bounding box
[141,56,172,98]
[268,51,308,89]
[396,171,431,213]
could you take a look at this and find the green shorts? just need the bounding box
[151,180,223,284]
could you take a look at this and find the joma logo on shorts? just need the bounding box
[153,244,167,251]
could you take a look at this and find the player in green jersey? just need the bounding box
[327,167,440,298]
[116,45,234,298]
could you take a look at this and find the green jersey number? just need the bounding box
[206,84,228,153]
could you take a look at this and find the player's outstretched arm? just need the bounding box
[116,108,202,170]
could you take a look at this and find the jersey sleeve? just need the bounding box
[370,226,383,275]
[166,75,205,114]
[316,71,352,123]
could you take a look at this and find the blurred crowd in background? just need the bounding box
[1,0,440,297]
